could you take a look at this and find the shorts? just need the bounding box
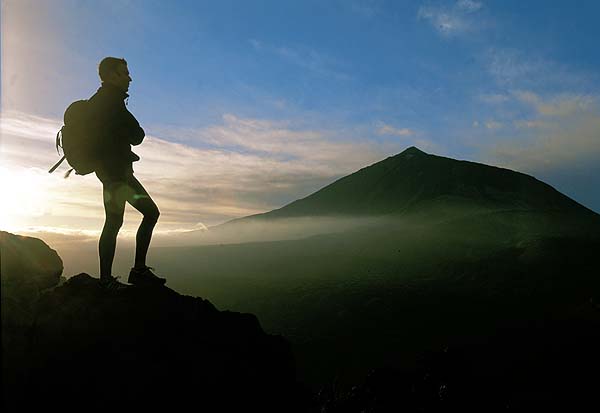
[95,164,135,186]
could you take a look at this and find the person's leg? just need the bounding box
[99,182,127,278]
[125,175,160,269]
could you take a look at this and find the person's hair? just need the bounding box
[98,57,127,81]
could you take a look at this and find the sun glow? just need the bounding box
[0,166,52,232]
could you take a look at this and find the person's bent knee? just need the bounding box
[145,207,160,224]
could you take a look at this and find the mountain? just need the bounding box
[149,147,600,393]
[9,148,598,409]
[231,146,596,222]
[195,146,599,245]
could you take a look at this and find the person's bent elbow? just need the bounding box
[131,127,145,146]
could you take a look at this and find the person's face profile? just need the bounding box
[108,63,131,92]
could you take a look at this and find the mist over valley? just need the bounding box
[51,148,600,389]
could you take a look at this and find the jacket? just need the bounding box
[88,83,144,175]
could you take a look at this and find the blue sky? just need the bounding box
[2,0,600,237]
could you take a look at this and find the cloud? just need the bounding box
[471,119,503,130]
[456,0,482,13]
[250,41,352,81]
[478,93,510,104]
[376,123,416,136]
[417,0,483,36]
[1,110,396,234]
[513,119,549,129]
[248,38,263,51]
[485,49,543,85]
[513,90,596,117]
[489,114,600,172]
[418,7,466,35]
[483,92,600,173]
[484,48,593,91]
[196,113,382,166]
[0,110,62,143]
[484,120,502,129]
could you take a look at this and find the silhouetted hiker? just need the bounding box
[91,57,165,289]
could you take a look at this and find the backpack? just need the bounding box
[48,100,101,177]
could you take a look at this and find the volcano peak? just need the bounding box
[400,146,427,156]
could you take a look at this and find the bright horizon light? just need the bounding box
[2,0,599,243]
[0,165,52,232]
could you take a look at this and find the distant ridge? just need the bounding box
[230,146,596,222]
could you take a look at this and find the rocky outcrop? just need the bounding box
[1,231,64,410]
[1,230,63,318]
[1,232,306,411]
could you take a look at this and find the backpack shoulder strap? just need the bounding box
[55,128,63,153]
[49,128,65,173]
[48,155,66,173]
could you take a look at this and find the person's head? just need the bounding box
[98,57,131,92]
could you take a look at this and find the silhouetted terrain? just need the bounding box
[148,147,600,392]
[237,146,593,218]
[316,316,600,411]
[182,146,598,244]
[4,148,600,410]
[1,232,306,411]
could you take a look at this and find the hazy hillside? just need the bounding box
[231,146,594,219]
[178,146,598,245]
[48,147,600,391]
[142,148,600,387]
[153,216,600,386]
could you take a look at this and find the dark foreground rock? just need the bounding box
[1,231,308,410]
[1,230,63,320]
[4,273,306,411]
[5,226,599,412]
[1,231,64,409]
[316,314,600,412]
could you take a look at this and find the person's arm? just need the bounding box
[114,103,145,146]
[122,107,145,146]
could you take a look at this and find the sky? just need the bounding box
[2,0,600,243]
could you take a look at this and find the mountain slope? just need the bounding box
[153,147,600,388]
[235,146,595,221]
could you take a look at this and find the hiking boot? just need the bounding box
[128,266,166,286]
[99,275,128,291]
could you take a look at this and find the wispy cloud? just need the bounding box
[513,119,549,129]
[489,114,600,173]
[418,0,483,37]
[478,93,510,104]
[1,110,395,235]
[1,111,62,142]
[249,40,352,81]
[484,48,595,91]
[376,123,416,137]
[513,90,596,117]
[484,120,502,129]
[197,113,381,166]
[485,49,542,85]
[483,92,600,173]
[418,7,466,35]
[248,38,263,50]
[456,0,482,13]
[470,119,503,130]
